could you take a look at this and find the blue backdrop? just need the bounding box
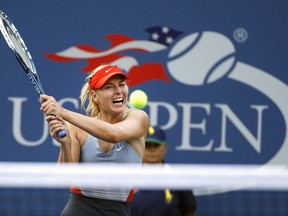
[0,0,288,215]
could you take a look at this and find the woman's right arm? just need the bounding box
[57,133,81,163]
[57,123,82,163]
[47,116,81,163]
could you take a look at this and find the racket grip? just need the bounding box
[57,129,67,138]
[51,116,66,138]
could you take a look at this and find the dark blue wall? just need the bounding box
[1,0,287,215]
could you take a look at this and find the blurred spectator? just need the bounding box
[131,126,197,216]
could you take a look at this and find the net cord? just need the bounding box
[0,162,287,194]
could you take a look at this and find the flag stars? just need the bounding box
[166,36,173,44]
[162,26,170,34]
[152,32,160,41]
[145,26,184,46]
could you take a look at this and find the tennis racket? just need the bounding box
[0,10,66,138]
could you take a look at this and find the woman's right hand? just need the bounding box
[46,115,70,144]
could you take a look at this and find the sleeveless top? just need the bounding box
[70,134,142,202]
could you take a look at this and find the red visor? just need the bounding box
[89,66,127,89]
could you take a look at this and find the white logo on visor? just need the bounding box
[105,68,112,73]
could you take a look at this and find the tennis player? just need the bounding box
[40,65,149,216]
[131,126,197,216]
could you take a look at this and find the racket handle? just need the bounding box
[52,116,67,138]
[57,129,67,138]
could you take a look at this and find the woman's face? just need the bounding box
[92,75,128,114]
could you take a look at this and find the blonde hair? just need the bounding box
[79,65,108,117]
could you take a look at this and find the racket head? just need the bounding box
[0,10,66,138]
[0,10,45,95]
[0,11,35,73]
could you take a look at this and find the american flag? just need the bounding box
[44,26,183,86]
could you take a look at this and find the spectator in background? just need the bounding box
[131,126,197,216]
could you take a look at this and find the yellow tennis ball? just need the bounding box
[129,90,148,109]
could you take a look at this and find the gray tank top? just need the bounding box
[80,134,142,163]
[76,134,142,202]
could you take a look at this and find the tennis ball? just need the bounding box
[129,90,148,109]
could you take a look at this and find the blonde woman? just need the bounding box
[40,65,149,216]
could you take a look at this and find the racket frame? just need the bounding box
[0,10,66,138]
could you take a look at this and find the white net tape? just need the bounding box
[0,163,288,195]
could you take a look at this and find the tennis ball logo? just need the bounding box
[129,89,148,109]
[167,31,236,86]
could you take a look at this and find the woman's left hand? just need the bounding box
[40,94,65,117]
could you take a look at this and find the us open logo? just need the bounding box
[44,27,288,194]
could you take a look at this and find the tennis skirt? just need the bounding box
[60,193,131,216]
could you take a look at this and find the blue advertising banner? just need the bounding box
[0,0,288,215]
[1,0,287,164]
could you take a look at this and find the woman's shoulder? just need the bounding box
[127,109,149,126]
[128,108,149,118]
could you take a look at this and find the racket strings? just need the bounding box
[7,26,34,71]
[0,12,45,96]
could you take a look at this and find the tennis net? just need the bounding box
[0,162,287,216]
